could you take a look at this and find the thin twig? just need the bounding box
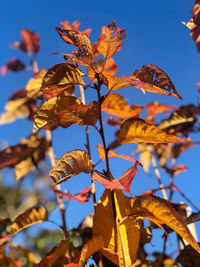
[151,154,168,200]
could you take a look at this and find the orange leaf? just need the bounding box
[97,21,126,60]
[60,20,92,37]
[145,101,177,118]
[92,161,139,192]
[55,27,93,65]
[52,186,91,204]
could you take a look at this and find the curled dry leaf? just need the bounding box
[55,27,93,65]
[0,206,48,245]
[101,92,142,118]
[0,58,26,76]
[112,118,185,147]
[34,95,100,130]
[41,63,84,98]
[52,186,91,204]
[92,161,139,193]
[11,29,40,54]
[49,149,93,184]
[97,21,126,60]
[158,105,197,135]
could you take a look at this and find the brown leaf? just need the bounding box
[49,150,93,184]
[0,58,26,76]
[113,118,185,147]
[0,134,49,178]
[97,21,126,59]
[55,27,93,65]
[34,96,100,130]
[192,1,200,26]
[158,105,197,135]
[171,141,200,159]
[131,64,183,99]
[41,63,84,98]
[102,92,142,118]
[11,29,40,54]
[0,206,48,245]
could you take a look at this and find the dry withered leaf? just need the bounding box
[158,105,197,135]
[41,63,84,98]
[97,21,126,60]
[0,134,49,179]
[0,206,48,245]
[11,29,40,54]
[49,149,93,184]
[55,27,93,65]
[114,118,185,146]
[102,92,142,118]
[0,58,26,76]
[131,64,183,99]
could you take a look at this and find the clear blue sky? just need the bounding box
[1,0,200,258]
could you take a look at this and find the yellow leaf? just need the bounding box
[115,118,185,144]
[34,96,100,130]
[49,149,93,184]
[129,194,200,254]
[26,69,46,98]
[41,63,84,98]
[97,21,126,59]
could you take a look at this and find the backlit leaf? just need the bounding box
[183,19,200,52]
[34,95,100,130]
[60,20,91,36]
[55,27,93,65]
[102,92,142,118]
[41,63,84,98]
[0,206,48,245]
[97,21,126,59]
[129,194,200,254]
[52,186,91,204]
[92,161,139,192]
[145,101,177,118]
[25,69,46,99]
[114,118,185,145]
[49,150,93,184]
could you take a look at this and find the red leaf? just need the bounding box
[52,186,91,204]
[92,161,139,192]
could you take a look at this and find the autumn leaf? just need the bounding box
[52,186,91,204]
[133,143,154,173]
[101,92,142,118]
[103,64,182,99]
[37,240,71,267]
[129,194,200,254]
[158,105,197,135]
[171,141,200,159]
[92,161,139,192]
[11,29,40,54]
[163,164,187,176]
[34,95,100,130]
[0,58,26,76]
[60,20,91,37]
[55,27,93,65]
[176,244,200,267]
[26,69,46,99]
[49,150,93,184]
[97,21,126,60]
[41,63,84,98]
[183,19,200,52]
[0,206,48,245]
[192,1,200,26]
[0,134,49,180]
[112,118,185,147]
[145,101,177,118]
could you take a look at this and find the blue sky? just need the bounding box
[1,0,200,258]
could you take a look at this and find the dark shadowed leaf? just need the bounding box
[97,21,126,59]
[0,58,26,76]
[49,150,93,184]
[171,141,200,159]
